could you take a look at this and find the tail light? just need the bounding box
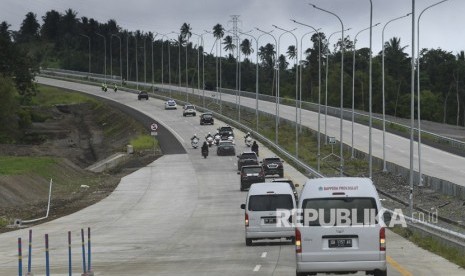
[245,213,249,227]
[295,228,302,253]
[259,171,264,177]
[380,227,386,251]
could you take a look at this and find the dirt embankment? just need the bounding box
[0,101,159,231]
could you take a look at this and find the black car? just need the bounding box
[200,113,214,125]
[138,91,149,100]
[238,165,265,191]
[217,141,236,156]
[218,126,234,138]
[271,178,299,200]
[261,157,284,177]
[237,152,259,171]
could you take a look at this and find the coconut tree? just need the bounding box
[287,45,297,60]
[240,38,253,61]
[180,23,192,99]
[212,23,225,111]
[223,35,236,57]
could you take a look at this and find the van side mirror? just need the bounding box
[240,204,245,209]
[237,171,240,175]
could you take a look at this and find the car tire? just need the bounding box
[374,270,387,276]
[246,238,253,246]
[279,172,284,177]
[193,113,196,116]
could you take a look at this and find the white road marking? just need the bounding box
[253,265,261,272]
[261,252,267,258]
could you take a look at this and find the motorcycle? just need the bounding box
[214,134,221,145]
[113,86,118,92]
[191,138,199,149]
[201,147,209,158]
[245,136,252,147]
[206,136,214,147]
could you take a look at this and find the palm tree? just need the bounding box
[223,35,236,56]
[287,45,297,60]
[258,43,276,69]
[213,23,225,111]
[180,23,192,99]
[278,54,288,71]
[240,38,253,61]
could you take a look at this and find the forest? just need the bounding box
[1,8,465,143]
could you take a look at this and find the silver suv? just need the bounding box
[183,104,196,116]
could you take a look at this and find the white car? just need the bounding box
[165,99,177,110]
[240,182,296,246]
[296,177,387,276]
[183,104,196,116]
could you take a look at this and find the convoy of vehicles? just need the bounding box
[141,96,388,275]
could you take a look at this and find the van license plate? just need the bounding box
[264,218,276,224]
[329,239,352,248]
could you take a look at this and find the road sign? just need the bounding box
[328,136,336,144]
[151,131,158,136]
[150,123,158,131]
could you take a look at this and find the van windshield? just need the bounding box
[243,167,262,174]
[248,194,293,211]
[302,197,378,226]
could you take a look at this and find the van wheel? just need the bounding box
[290,237,296,244]
[246,238,253,246]
[296,272,312,276]
[374,270,387,276]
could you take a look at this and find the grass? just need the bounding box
[391,226,465,269]
[130,134,158,151]
[0,156,57,176]
[33,84,98,106]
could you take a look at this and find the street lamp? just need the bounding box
[256,28,279,144]
[273,24,299,158]
[310,3,346,177]
[134,35,138,89]
[417,0,448,186]
[95,32,106,84]
[352,22,380,159]
[151,33,158,93]
[291,19,322,172]
[192,32,207,107]
[239,31,266,132]
[79,34,91,76]
[111,34,122,85]
[382,13,411,171]
[409,0,416,217]
[159,32,174,96]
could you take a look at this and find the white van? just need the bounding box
[296,177,387,276]
[240,182,296,246]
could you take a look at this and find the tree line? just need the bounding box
[1,8,465,143]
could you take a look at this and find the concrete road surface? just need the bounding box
[0,77,462,275]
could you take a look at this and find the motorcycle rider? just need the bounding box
[205,132,213,140]
[244,132,251,141]
[113,84,118,92]
[251,141,259,157]
[201,141,209,158]
[191,134,199,141]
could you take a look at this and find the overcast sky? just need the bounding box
[2,0,463,59]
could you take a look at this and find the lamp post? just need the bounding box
[126,33,129,85]
[151,33,158,93]
[417,0,448,186]
[134,35,138,89]
[352,22,380,159]
[256,28,279,144]
[95,33,107,84]
[291,20,322,172]
[111,34,122,85]
[143,37,147,85]
[311,3,346,177]
[409,0,416,216]
[239,31,266,132]
[191,32,204,102]
[159,32,173,96]
[192,32,207,107]
[273,25,299,158]
[382,13,411,172]
[79,34,91,76]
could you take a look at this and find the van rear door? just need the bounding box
[248,194,294,231]
[299,197,382,262]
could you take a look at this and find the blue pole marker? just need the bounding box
[45,234,50,276]
[28,229,32,274]
[81,228,87,273]
[18,238,22,276]
[68,231,72,276]
[87,227,92,272]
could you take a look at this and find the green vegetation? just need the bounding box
[130,134,158,151]
[0,156,57,176]
[33,84,97,106]
[391,226,465,269]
